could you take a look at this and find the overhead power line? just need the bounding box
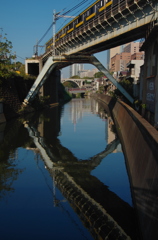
[36,0,95,46]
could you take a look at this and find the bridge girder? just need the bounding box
[61,79,85,88]
[41,0,158,60]
[23,55,134,105]
[24,1,158,105]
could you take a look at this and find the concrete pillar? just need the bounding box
[42,68,61,104]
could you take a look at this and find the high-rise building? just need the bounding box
[110,52,131,72]
[109,42,144,73]
[107,46,122,70]
[123,42,141,54]
[107,43,139,70]
[70,64,84,77]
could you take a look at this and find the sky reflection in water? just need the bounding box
[0,98,135,240]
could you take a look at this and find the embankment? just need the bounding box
[92,93,158,240]
[0,78,33,122]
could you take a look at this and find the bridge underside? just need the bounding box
[23,55,134,105]
[42,0,158,61]
[24,0,158,106]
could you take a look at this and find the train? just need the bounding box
[45,0,122,52]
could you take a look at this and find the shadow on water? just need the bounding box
[1,99,158,239]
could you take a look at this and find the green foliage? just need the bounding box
[76,93,81,98]
[70,75,80,79]
[94,72,105,78]
[97,85,105,94]
[0,63,16,80]
[39,95,50,104]
[84,79,92,84]
[0,156,23,199]
[0,35,15,64]
[111,79,133,99]
[59,83,72,103]
[141,103,146,109]
[63,81,78,88]
[0,34,33,81]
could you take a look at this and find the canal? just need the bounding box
[0,98,141,239]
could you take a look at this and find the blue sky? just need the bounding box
[0,0,107,77]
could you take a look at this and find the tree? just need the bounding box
[0,34,16,80]
[0,34,15,63]
[70,75,80,79]
[94,72,105,78]
[63,81,78,88]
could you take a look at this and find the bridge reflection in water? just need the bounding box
[24,102,139,240]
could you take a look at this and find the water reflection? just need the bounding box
[0,120,27,200]
[23,100,138,240]
[0,99,139,240]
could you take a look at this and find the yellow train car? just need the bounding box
[45,0,115,52]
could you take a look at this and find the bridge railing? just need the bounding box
[43,0,154,58]
[55,0,147,51]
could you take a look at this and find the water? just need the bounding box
[0,98,140,240]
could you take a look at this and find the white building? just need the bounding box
[70,64,84,77]
[79,68,98,78]
[126,59,144,97]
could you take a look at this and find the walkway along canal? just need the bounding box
[0,97,158,239]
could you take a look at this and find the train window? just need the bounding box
[67,22,74,32]
[89,6,95,15]
[96,2,100,9]
[84,12,88,19]
[78,15,82,23]
[70,22,73,29]
[74,19,78,26]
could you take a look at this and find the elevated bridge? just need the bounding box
[61,78,85,87]
[43,0,157,59]
[24,0,158,105]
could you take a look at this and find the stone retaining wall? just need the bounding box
[93,93,158,240]
[0,78,34,121]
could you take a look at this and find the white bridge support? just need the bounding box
[23,55,134,105]
[90,56,134,103]
[23,57,58,105]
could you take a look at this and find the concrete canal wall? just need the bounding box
[93,94,158,240]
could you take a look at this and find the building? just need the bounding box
[123,42,141,54]
[126,59,144,97]
[107,46,122,70]
[139,23,158,127]
[70,64,84,77]
[79,68,98,78]
[131,52,144,60]
[110,52,131,72]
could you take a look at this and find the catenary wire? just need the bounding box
[37,0,95,45]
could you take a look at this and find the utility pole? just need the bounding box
[52,10,57,57]
[52,10,75,58]
[33,41,44,58]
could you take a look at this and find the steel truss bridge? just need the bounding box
[24,0,158,105]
